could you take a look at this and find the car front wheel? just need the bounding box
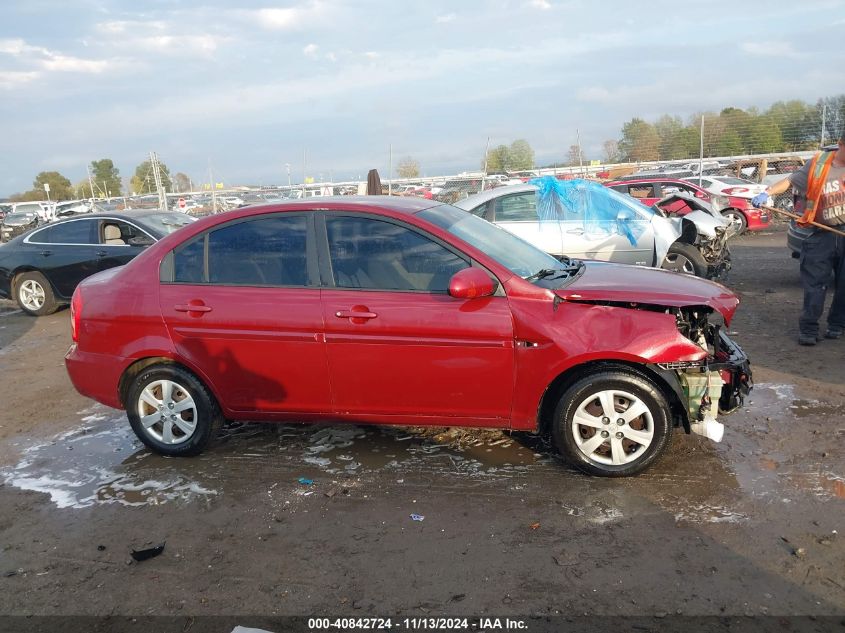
[553,370,672,477]
[15,271,58,316]
[126,364,223,456]
[662,242,708,277]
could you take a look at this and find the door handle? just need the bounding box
[96,250,107,257]
[566,228,584,235]
[174,304,213,313]
[335,310,377,319]
[40,250,52,257]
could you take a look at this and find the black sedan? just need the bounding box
[0,211,195,315]
[1,209,42,242]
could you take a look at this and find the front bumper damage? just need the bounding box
[657,321,752,442]
[699,226,733,279]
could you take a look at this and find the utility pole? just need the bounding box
[576,129,584,177]
[481,136,490,191]
[821,102,828,148]
[86,163,96,200]
[285,163,291,188]
[388,144,393,195]
[149,151,167,209]
[302,148,307,194]
[208,158,217,214]
[699,116,705,186]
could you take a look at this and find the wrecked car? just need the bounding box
[65,197,752,477]
[455,179,734,278]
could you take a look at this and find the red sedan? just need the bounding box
[604,177,770,233]
[66,197,751,476]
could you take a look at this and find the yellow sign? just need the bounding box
[305,176,314,184]
[590,160,601,166]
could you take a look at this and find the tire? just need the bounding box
[721,209,748,234]
[662,242,708,277]
[126,364,223,457]
[15,271,58,316]
[552,370,672,477]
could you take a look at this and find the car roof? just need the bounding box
[241,195,440,214]
[606,177,701,187]
[452,184,537,209]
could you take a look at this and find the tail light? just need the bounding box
[722,187,749,195]
[70,288,82,343]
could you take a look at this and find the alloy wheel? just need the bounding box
[19,279,46,311]
[136,379,198,445]
[570,388,655,466]
[662,253,695,275]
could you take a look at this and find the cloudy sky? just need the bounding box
[1,0,843,195]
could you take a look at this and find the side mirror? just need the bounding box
[128,235,155,247]
[448,267,496,299]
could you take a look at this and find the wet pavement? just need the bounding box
[0,230,843,620]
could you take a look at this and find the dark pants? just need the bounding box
[799,229,845,337]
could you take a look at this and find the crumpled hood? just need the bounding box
[555,261,740,324]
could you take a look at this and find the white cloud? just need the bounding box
[741,42,805,59]
[93,19,223,58]
[250,2,327,30]
[0,70,40,89]
[0,37,119,75]
[303,43,319,58]
[364,51,379,59]
[528,0,552,9]
[325,52,337,62]
[435,13,456,23]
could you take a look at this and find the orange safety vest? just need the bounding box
[798,150,836,227]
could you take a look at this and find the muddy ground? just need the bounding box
[0,228,842,630]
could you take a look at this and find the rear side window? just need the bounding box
[170,215,308,286]
[34,220,96,244]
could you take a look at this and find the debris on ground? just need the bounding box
[130,542,165,562]
[410,514,425,522]
[297,477,314,485]
[529,522,541,530]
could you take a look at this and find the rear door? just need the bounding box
[318,212,514,423]
[25,219,99,298]
[159,212,331,414]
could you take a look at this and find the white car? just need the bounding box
[687,176,768,200]
[454,181,734,279]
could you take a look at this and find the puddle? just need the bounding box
[747,383,845,420]
[3,408,548,509]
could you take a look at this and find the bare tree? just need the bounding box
[397,157,420,179]
[602,139,620,163]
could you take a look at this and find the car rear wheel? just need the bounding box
[126,364,223,456]
[662,243,708,277]
[553,370,672,477]
[15,271,58,316]
[721,209,747,234]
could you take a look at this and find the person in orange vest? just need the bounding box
[752,131,845,345]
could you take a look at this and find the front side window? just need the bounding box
[36,219,96,244]
[325,216,468,292]
[171,214,308,286]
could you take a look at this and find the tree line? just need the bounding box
[611,95,845,163]
[8,158,193,202]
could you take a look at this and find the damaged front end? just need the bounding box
[656,306,752,441]
[656,193,737,279]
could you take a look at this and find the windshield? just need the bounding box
[135,213,196,236]
[418,204,581,283]
[4,211,37,223]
